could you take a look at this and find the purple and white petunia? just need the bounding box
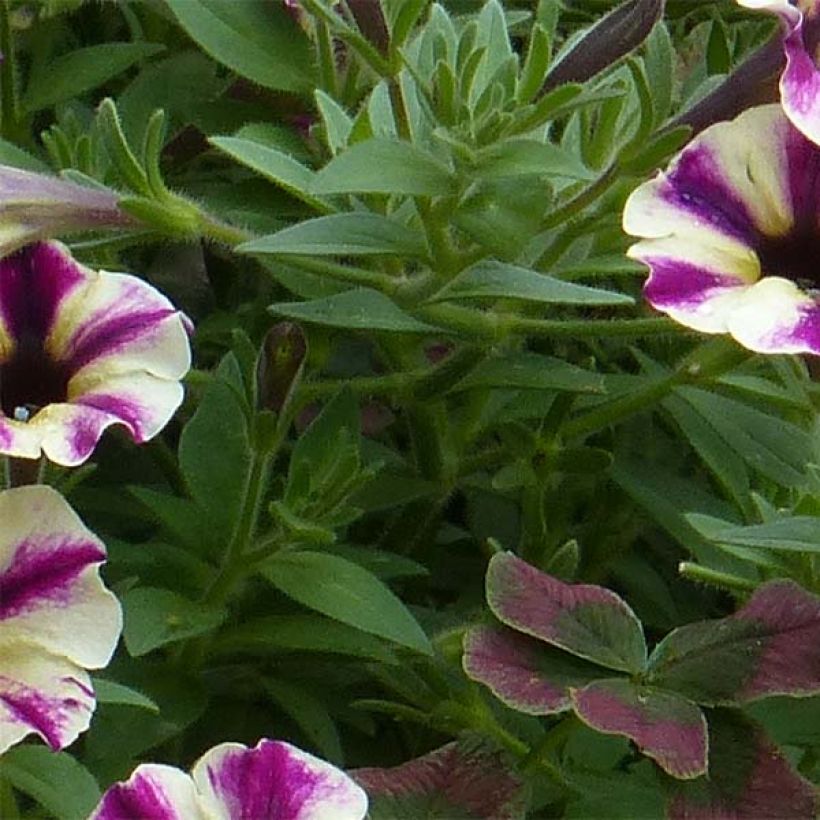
[737,1,820,146]
[0,165,133,257]
[91,738,369,820]
[0,241,191,465]
[0,485,122,754]
[623,104,820,354]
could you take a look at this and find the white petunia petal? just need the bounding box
[0,639,95,754]
[192,740,368,820]
[0,485,122,669]
[726,276,820,354]
[90,764,207,820]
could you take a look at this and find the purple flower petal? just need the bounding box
[0,242,190,466]
[193,739,367,820]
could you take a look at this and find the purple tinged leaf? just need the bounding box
[354,738,527,820]
[571,679,707,779]
[647,580,820,705]
[463,624,607,715]
[486,553,647,674]
[666,709,818,819]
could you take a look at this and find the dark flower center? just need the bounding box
[0,331,69,420]
[756,228,820,291]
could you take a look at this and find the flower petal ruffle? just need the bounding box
[0,641,96,753]
[193,740,369,820]
[0,485,122,668]
[737,0,820,147]
[91,764,205,820]
[91,739,369,820]
[0,242,191,466]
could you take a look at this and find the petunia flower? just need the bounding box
[0,165,134,257]
[0,241,191,466]
[0,485,122,754]
[737,0,820,145]
[90,738,369,820]
[623,104,820,354]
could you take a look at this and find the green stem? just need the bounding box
[562,372,681,441]
[416,302,680,340]
[198,215,253,247]
[541,165,618,230]
[510,315,679,339]
[678,562,757,593]
[202,449,270,607]
[299,370,416,400]
[300,0,390,76]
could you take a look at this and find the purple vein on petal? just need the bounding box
[0,244,85,343]
[64,307,176,374]
[643,259,744,311]
[0,538,104,621]
[204,741,326,819]
[660,144,758,243]
[0,676,89,750]
[95,773,182,820]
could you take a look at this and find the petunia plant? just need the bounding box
[0,0,818,818]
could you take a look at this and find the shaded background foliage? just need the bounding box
[0,0,818,818]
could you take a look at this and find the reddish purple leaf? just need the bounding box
[354,738,526,819]
[666,709,818,819]
[463,624,605,715]
[486,553,646,673]
[648,580,820,705]
[571,678,707,779]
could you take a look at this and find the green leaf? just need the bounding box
[311,138,455,196]
[0,138,49,171]
[475,139,591,180]
[688,516,820,553]
[22,42,165,113]
[0,746,101,820]
[270,288,438,333]
[122,587,226,657]
[675,386,811,488]
[259,551,433,654]
[430,260,632,306]
[178,369,252,540]
[263,678,343,763]
[325,544,429,580]
[315,90,353,155]
[209,136,332,212]
[93,679,160,713]
[452,352,604,394]
[239,213,428,258]
[164,0,314,92]
[214,614,397,663]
